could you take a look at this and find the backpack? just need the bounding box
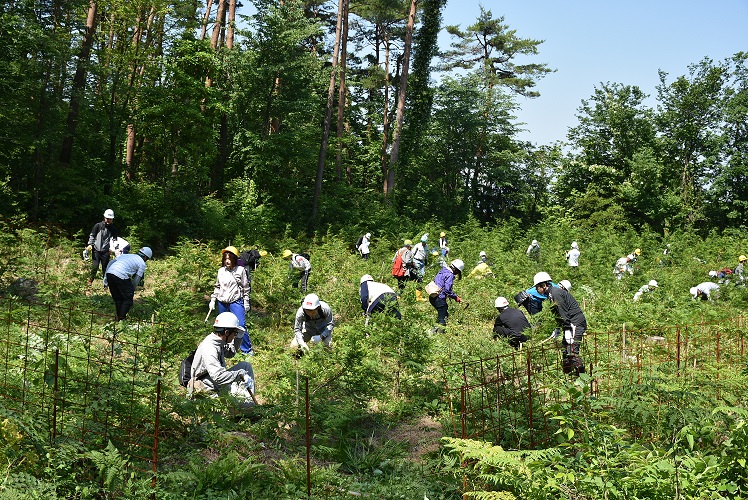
[392,249,406,277]
[239,249,261,271]
[179,350,197,388]
[355,235,364,250]
[299,252,311,261]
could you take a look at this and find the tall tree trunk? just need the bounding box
[200,0,214,41]
[210,0,226,49]
[380,31,390,188]
[60,0,99,165]
[335,0,349,181]
[227,0,236,49]
[385,0,417,197]
[310,0,344,225]
[126,7,158,172]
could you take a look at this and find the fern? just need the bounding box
[86,440,128,491]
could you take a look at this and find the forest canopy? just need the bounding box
[1,0,746,249]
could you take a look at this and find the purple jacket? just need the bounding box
[434,267,458,300]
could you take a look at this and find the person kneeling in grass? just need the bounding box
[189,312,255,406]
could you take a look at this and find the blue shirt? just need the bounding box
[434,267,457,300]
[105,253,147,287]
[525,282,558,308]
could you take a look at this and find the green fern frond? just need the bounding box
[86,440,128,490]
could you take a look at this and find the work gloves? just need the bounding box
[208,297,216,312]
[455,296,462,303]
[311,335,322,344]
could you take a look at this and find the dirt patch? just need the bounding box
[383,415,443,461]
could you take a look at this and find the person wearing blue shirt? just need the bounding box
[428,259,465,332]
[519,271,558,315]
[104,247,151,321]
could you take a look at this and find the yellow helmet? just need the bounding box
[259,249,268,257]
[634,248,641,256]
[739,255,747,262]
[282,249,293,258]
[440,231,446,237]
[222,246,239,257]
[403,239,413,246]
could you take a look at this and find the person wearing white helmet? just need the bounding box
[356,233,372,260]
[189,312,255,404]
[517,271,557,315]
[85,209,120,286]
[633,280,659,301]
[613,249,640,280]
[428,259,465,331]
[547,283,587,374]
[291,293,334,353]
[210,246,253,356]
[492,296,531,349]
[359,275,401,319]
[103,246,151,321]
[526,239,540,261]
[565,241,580,269]
[467,251,494,279]
[412,234,430,283]
[690,282,720,301]
[110,236,130,258]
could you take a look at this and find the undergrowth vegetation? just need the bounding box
[1,218,747,499]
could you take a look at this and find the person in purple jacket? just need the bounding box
[428,259,465,332]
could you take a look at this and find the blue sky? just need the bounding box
[439,1,748,145]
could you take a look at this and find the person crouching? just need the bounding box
[188,312,255,404]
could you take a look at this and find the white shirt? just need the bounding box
[566,248,580,267]
[413,242,428,262]
[212,265,250,309]
[358,235,370,255]
[290,254,311,271]
[696,282,720,298]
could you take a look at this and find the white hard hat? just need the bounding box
[104,209,115,219]
[138,247,153,259]
[494,296,509,308]
[531,239,538,245]
[360,274,374,284]
[213,311,245,331]
[450,259,465,272]
[571,241,578,249]
[559,280,572,291]
[479,251,486,257]
[648,280,658,288]
[533,271,552,286]
[421,233,428,242]
[302,293,321,310]
[365,233,371,238]
[689,287,698,298]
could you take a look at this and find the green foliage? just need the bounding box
[3,219,748,499]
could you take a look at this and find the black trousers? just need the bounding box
[91,250,111,280]
[107,273,135,320]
